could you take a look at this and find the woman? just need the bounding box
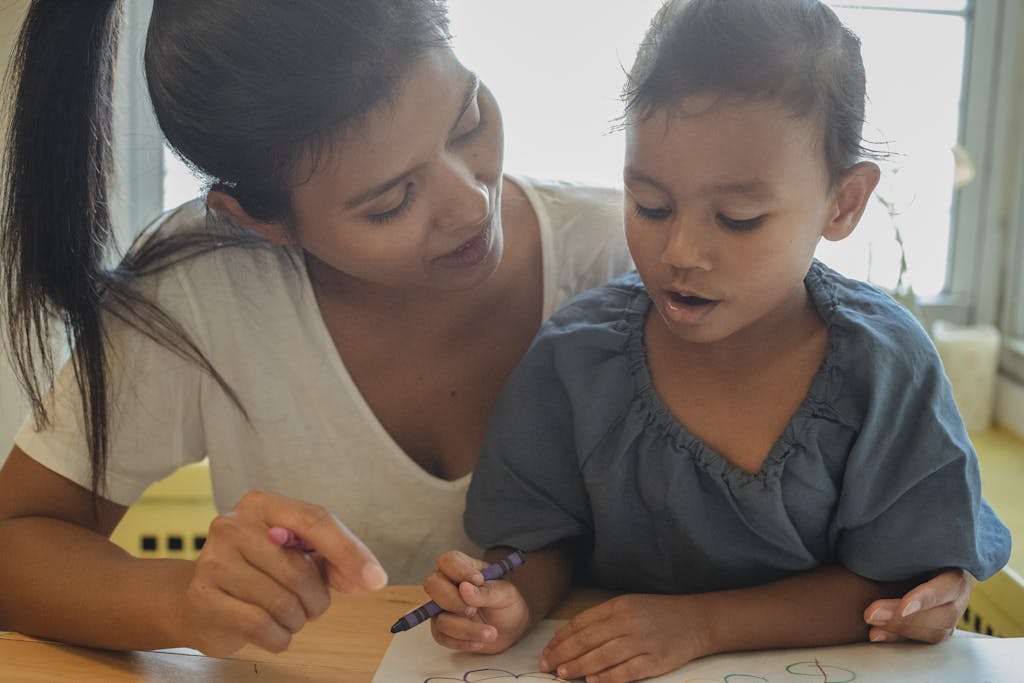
[0,0,969,657]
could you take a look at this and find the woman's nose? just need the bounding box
[435,160,490,233]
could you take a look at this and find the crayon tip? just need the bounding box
[390,619,408,634]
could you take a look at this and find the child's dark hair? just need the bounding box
[1,0,450,503]
[625,0,871,185]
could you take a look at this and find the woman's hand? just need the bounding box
[863,568,973,643]
[176,490,387,657]
[425,550,532,654]
[539,594,710,683]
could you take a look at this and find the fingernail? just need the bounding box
[362,563,388,589]
[870,630,894,642]
[539,659,549,671]
[902,600,922,617]
[557,668,568,679]
[465,606,477,617]
[484,628,497,642]
[867,607,893,624]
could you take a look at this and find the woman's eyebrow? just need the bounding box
[449,71,480,137]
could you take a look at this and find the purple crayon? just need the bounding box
[389,550,526,634]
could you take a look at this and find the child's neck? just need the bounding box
[644,287,828,473]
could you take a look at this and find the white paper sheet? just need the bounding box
[372,619,1024,682]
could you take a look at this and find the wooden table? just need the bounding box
[0,586,608,682]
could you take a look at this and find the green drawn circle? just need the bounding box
[785,660,856,682]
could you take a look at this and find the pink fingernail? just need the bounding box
[867,607,893,624]
[902,600,922,617]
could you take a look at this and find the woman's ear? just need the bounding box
[206,190,291,246]
[822,161,881,242]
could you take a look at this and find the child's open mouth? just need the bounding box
[669,292,713,306]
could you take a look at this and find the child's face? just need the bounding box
[624,95,841,347]
[284,46,506,296]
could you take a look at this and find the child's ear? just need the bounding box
[206,190,291,246]
[822,161,881,242]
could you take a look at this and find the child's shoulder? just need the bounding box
[807,261,944,397]
[543,270,644,335]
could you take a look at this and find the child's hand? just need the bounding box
[424,550,531,654]
[175,490,387,657]
[539,594,710,683]
[863,568,974,643]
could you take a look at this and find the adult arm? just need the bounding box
[0,446,386,656]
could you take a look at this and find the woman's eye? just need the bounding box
[633,202,672,221]
[452,100,485,145]
[717,213,764,232]
[368,184,415,225]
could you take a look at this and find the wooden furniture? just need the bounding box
[0,586,609,683]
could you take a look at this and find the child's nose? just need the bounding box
[661,218,712,271]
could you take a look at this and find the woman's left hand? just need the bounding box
[863,568,974,643]
[538,594,709,683]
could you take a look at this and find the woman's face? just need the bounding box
[286,47,505,297]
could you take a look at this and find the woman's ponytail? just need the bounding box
[1,0,124,500]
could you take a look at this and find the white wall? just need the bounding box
[0,1,31,464]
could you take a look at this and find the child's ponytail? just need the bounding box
[1,1,124,499]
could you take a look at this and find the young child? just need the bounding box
[422,0,1011,680]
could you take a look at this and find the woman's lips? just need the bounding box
[434,222,493,268]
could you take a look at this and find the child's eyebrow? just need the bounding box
[624,169,776,202]
[707,181,775,201]
[623,168,665,191]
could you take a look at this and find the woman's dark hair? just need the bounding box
[1,0,450,504]
[625,0,871,184]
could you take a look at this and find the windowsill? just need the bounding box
[972,428,1024,577]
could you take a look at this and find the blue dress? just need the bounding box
[465,261,1011,594]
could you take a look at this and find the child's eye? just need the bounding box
[633,202,672,221]
[368,184,415,225]
[717,213,764,232]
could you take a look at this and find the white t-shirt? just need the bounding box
[16,175,631,583]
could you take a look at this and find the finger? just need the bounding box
[188,583,294,655]
[436,550,490,586]
[241,490,387,591]
[548,635,638,681]
[424,570,475,617]
[458,578,522,610]
[542,614,627,673]
[595,654,663,683]
[432,612,499,644]
[546,602,614,652]
[247,534,332,620]
[898,569,970,618]
[430,618,494,653]
[206,509,331,621]
[195,542,309,634]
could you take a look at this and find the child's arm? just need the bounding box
[541,564,902,683]
[0,446,386,655]
[425,544,574,654]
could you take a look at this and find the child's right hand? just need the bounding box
[176,490,387,657]
[424,550,531,654]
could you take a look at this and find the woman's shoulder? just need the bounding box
[118,199,307,321]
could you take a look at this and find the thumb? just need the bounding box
[459,578,520,609]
